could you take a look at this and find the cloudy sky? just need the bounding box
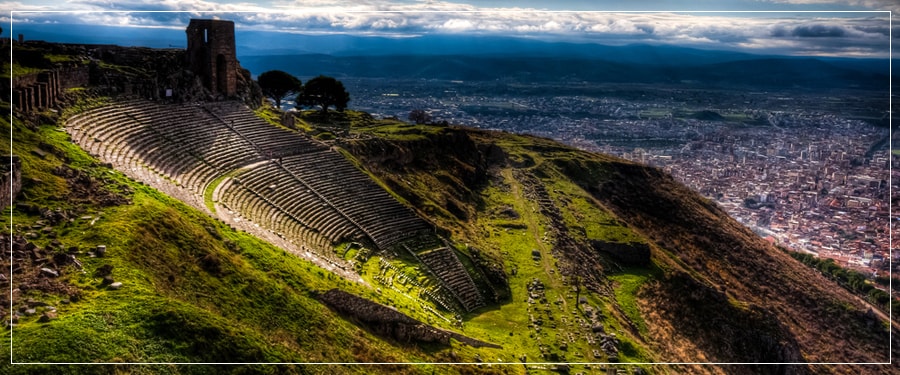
[4,0,895,58]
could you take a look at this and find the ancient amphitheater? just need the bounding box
[66,99,485,312]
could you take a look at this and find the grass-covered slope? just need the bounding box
[4,92,896,375]
[0,103,446,374]
[336,116,898,374]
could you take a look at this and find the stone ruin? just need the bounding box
[0,156,22,213]
[10,18,257,111]
[12,70,61,113]
[186,19,239,98]
[317,288,500,348]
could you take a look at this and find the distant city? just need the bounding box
[323,78,892,280]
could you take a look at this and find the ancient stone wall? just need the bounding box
[317,288,501,348]
[186,19,238,98]
[8,21,259,107]
[12,70,60,113]
[12,73,39,88]
[591,240,651,267]
[318,288,451,345]
[58,66,90,89]
[1,156,23,213]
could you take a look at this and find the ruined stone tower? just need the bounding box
[186,19,238,97]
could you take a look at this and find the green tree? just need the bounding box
[257,70,302,110]
[296,75,350,115]
[408,109,432,124]
[868,288,890,307]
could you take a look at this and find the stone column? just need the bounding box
[13,89,24,112]
[22,86,34,112]
[39,70,58,106]
[36,83,48,109]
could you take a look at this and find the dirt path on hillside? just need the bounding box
[850,293,900,332]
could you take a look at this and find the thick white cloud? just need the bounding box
[764,0,899,12]
[6,0,893,58]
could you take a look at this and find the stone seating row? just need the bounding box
[201,102,325,157]
[68,100,262,194]
[231,161,366,244]
[215,178,335,255]
[280,152,432,249]
[416,247,485,312]
[377,257,462,314]
[70,103,206,189]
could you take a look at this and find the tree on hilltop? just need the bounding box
[296,75,350,115]
[258,70,302,110]
[408,109,432,124]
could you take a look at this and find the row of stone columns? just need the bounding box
[13,70,60,113]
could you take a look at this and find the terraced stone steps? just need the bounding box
[280,151,433,249]
[222,160,365,246]
[66,99,485,310]
[414,247,485,312]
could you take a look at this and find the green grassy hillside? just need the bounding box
[3,92,896,375]
[0,102,455,374]
[333,113,898,374]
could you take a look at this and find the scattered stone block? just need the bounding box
[30,148,48,158]
[95,264,113,277]
[40,267,59,277]
[38,311,57,322]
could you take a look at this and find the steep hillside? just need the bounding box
[1,102,497,374]
[5,89,897,374]
[590,164,897,366]
[13,31,898,375]
[4,64,897,375]
[338,118,898,374]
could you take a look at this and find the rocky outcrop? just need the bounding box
[52,164,132,207]
[343,128,495,192]
[317,289,500,348]
[591,240,651,267]
[318,289,451,345]
[1,234,82,325]
[235,67,264,109]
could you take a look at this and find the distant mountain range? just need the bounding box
[240,53,888,90]
[232,30,889,90]
[13,23,891,90]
